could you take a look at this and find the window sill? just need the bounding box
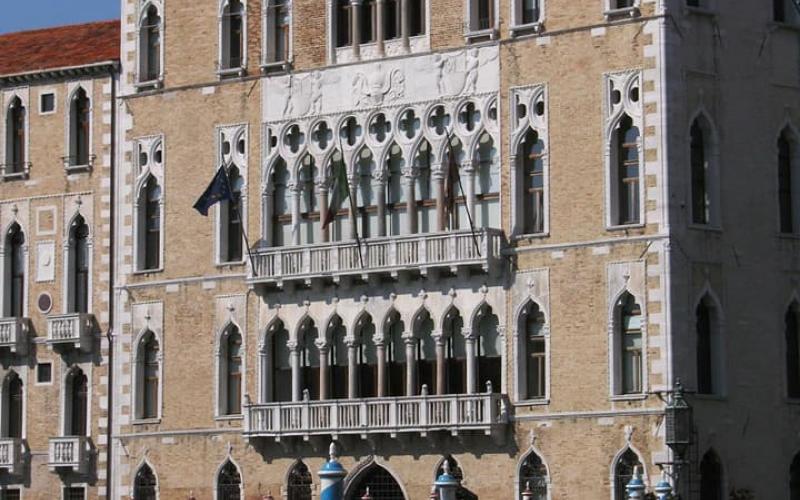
[261,61,291,74]
[606,222,646,231]
[604,6,640,21]
[514,398,550,407]
[510,22,544,37]
[63,155,96,174]
[464,28,498,43]
[513,232,550,242]
[132,267,164,276]
[0,163,31,181]
[134,78,163,91]
[217,67,247,79]
[610,393,648,402]
[216,260,246,268]
[770,20,800,33]
[215,414,244,422]
[131,418,161,426]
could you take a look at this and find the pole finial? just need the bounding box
[329,441,338,462]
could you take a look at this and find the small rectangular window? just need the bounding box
[40,92,55,114]
[0,489,21,500]
[63,487,86,500]
[37,362,53,384]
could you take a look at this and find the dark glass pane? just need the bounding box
[63,487,86,500]
[614,450,641,500]
[696,301,713,395]
[700,452,723,500]
[217,461,242,500]
[70,217,90,314]
[790,453,800,500]
[143,336,160,419]
[134,464,158,500]
[70,371,88,436]
[337,0,351,47]
[144,176,161,270]
[7,375,22,439]
[788,308,800,398]
[522,0,540,23]
[7,225,24,318]
[350,466,405,500]
[409,0,426,36]
[287,461,313,500]
[780,134,794,233]
[227,331,243,414]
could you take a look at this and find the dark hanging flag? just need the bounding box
[322,161,351,230]
[443,134,460,230]
[193,166,234,216]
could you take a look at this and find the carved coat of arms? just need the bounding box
[352,66,405,107]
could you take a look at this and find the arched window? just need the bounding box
[696,295,722,395]
[270,158,291,247]
[68,88,91,167]
[329,317,348,400]
[348,464,405,500]
[299,318,320,400]
[139,5,162,82]
[221,165,244,262]
[217,460,242,500]
[356,315,377,398]
[265,0,290,64]
[690,117,714,225]
[272,323,292,402]
[614,449,642,500]
[219,326,243,415]
[518,451,548,500]
[788,303,800,399]
[336,0,352,47]
[409,0,426,36]
[520,301,546,400]
[779,129,798,234]
[5,223,25,318]
[136,331,160,420]
[139,175,162,271]
[5,97,26,175]
[68,216,90,314]
[287,460,312,500]
[475,132,500,228]
[790,452,800,500]
[133,463,157,500]
[357,148,378,238]
[613,114,640,226]
[436,456,477,500]
[327,152,350,242]
[476,306,501,393]
[415,310,435,395]
[520,128,545,235]
[385,311,406,397]
[66,368,88,437]
[445,137,466,231]
[361,0,376,43]
[700,450,723,500]
[444,309,466,395]
[4,372,22,439]
[299,157,318,245]
[221,0,245,70]
[415,141,435,233]
[617,293,643,395]
[385,144,405,237]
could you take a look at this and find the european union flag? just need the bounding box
[193,166,234,216]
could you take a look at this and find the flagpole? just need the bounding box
[445,131,481,257]
[342,171,366,270]
[222,166,258,277]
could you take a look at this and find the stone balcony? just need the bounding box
[0,438,23,474]
[243,392,509,441]
[248,228,506,287]
[46,313,94,352]
[48,436,89,473]
[0,317,30,354]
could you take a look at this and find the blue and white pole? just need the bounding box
[319,442,347,500]
[653,472,673,500]
[434,460,461,500]
[625,466,646,500]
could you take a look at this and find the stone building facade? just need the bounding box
[0,21,120,500]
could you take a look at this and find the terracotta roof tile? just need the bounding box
[0,20,119,77]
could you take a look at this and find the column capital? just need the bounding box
[286,340,299,352]
[402,167,417,180]
[402,332,416,344]
[462,329,477,341]
[314,338,330,351]
[432,330,445,344]
[461,160,476,174]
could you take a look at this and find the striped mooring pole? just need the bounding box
[319,442,347,500]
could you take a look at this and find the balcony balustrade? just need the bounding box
[48,436,88,473]
[0,438,23,473]
[248,228,505,286]
[46,313,94,352]
[0,317,30,354]
[243,392,508,441]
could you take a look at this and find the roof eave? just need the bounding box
[0,60,120,86]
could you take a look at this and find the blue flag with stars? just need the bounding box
[193,166,234,216]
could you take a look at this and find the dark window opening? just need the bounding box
[69,216,90,314]
[69,88,91,167]
[5,97,26,174]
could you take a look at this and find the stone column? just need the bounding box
[373,175,386,237]
[403,169,417,234]
[464,330,476,394]
[434,332,445,395]
[375,338,386,398]
[462,161,476,229]
[400,0,410,51]
[290,182,301,246]
[318,182,329,243]
[351,0,362,59]
[289,341,301,402]
[317,340,330,400]
[376,0,386,56]
[433,167,446,231]
[347,340,358,398]
[403,333,416,396]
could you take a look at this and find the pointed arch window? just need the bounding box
[790,452,800,500]
[220,165,244,262]
[299,157,318,245]
[299,319,320,400]
[134,463,157,500]
[356,315,377,398]
[139,5,162,83]
[436,456,477,500]
[385,311,406,397]
[700,450,723,500]
[5,97,26,176]
[330,318,348,400]
[221,0,245,70]
[138,175,162,271]
[612,114,640,226]
[217,460,242,500]
[219,326,243,415]
[68,216,90,314]
[385,145,405,237]
[779,129,799,234]
[348,464,405,500]
[272,323,292,402]
[520,128,545,235]
[476,307,501,392]
[475,133,500,228]
[66,368,88,436]
[68,88,91,168]
[787,303,800,399]
[618,293,643,395]
[270,158,291,247]
[519,301,546,401]
[265,0,291,65]
[415,141,435,233]
[287,460,312,500]
[3,372,22,439]
[519,451,548,500]
[614,449,642,500]
[415,310,436,395]
[5,223,25,318]
[696,296,722,395]
[135,331,160,420]
[444,310,466,395]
